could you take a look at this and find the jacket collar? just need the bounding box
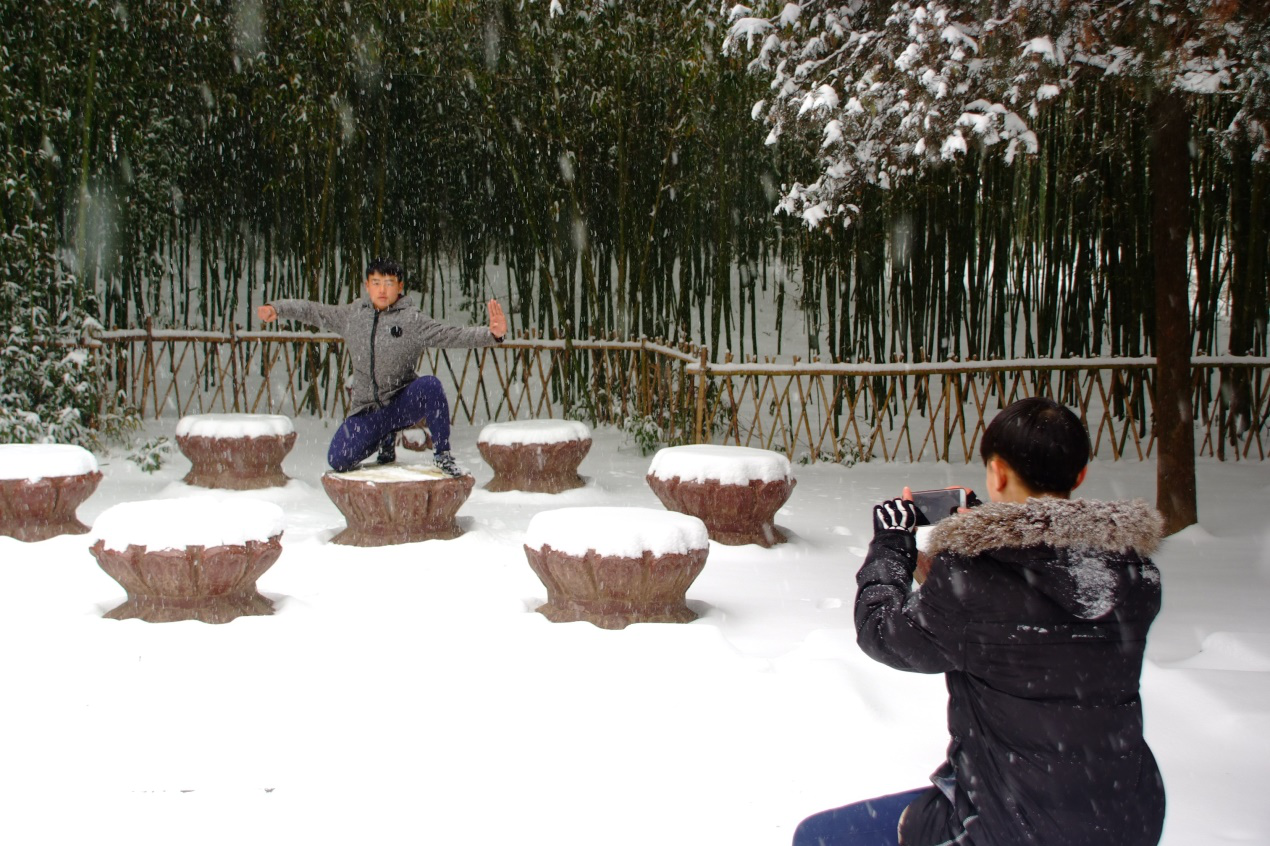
[925,497,1163,559]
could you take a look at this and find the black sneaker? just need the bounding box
[376,439,397,465]
[433,450,463,477]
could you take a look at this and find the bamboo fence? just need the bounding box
[83,322,1270,463]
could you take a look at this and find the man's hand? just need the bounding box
[488,299,507,339]
[873,497,918,534]
[257,304,277,323]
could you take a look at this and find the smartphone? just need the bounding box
[909,488,968,525]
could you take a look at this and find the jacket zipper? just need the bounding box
[370,308,381,408]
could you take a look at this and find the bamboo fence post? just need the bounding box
[640,338,651,418]
[695,345,709,444]
[143,316,158,419]
[230,324,241,413]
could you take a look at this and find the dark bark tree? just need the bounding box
[1150,91,1198,533]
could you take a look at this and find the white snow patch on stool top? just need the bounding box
[478,419,591,446]
[92,496,285,551]
[648,445,792,484]
[327,464,449,483]
[525,506,708,557]
[0,444,99,480]
[176,414,295,439]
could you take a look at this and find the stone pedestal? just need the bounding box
[525,545,707,630]
[322,466,474,545]
[524,506,709,630]
[0,472,102,542]
[175,414,296,490]
[477,420,590,494]
[91,537,282,624]
[0,444,101,542]
[646,445,796,548]
[646,475,796,547]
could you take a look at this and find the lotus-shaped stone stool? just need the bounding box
[0,444,102,542]
[90,497,285,623]
[646,445,796,547]
[175,413,296,490]
[478,419,591,494]
[524,506,709,630]
[322,464,474,546]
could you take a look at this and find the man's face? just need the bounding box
[365,273,404,310]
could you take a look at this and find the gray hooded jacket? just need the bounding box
[271,295,499,415]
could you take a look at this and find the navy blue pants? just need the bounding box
[327,376,451,472]
[792,788,927,846]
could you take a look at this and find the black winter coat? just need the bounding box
[855,497,1166,846]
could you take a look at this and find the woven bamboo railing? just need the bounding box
[82,321,1270,462]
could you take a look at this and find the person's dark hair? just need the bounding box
[979,397,1091,493]
[366,256,404,283]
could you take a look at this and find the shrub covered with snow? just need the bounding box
[0,225,133,447]
[0,35,137,449]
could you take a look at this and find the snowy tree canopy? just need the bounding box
[725,0,1270,226]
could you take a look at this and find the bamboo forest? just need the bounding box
[3,1,1263,354]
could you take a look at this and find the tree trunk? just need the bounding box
[1150,91,1197,534]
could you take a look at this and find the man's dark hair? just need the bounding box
[979,397,1091,493]
[366,256,405,283]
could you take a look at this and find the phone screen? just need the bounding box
[909,488,967,525]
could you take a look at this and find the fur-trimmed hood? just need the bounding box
[925,498,1164,620]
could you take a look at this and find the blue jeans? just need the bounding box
[327,376,451,471]
[792,788,928,846]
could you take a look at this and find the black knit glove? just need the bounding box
[873,498,918,535]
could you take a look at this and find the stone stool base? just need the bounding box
[479,439,590,494]
[0,472,102,542]
[524,544,707,630]
[91,537,282,624]
[322,470,474,546]
[177,433,296,490]
[646,475,797,548]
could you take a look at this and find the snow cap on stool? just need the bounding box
[478,419,591,446]
[0,444,99,481]
[327,464,452,483]
[176,413,294,439]
[648,444,792,485]
[92,496,285,552]
[526,506,708,558]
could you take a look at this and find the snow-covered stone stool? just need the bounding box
[0,444,102,542]
[646,445,796,548]
[321,465,474,546]
[524,506,709,630]
[89,497,285,624]
[477,419,591,494]
[175,413,296,490]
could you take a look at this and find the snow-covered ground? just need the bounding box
[1,418,1266,845]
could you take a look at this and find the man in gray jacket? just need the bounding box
[257,257,506,475]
